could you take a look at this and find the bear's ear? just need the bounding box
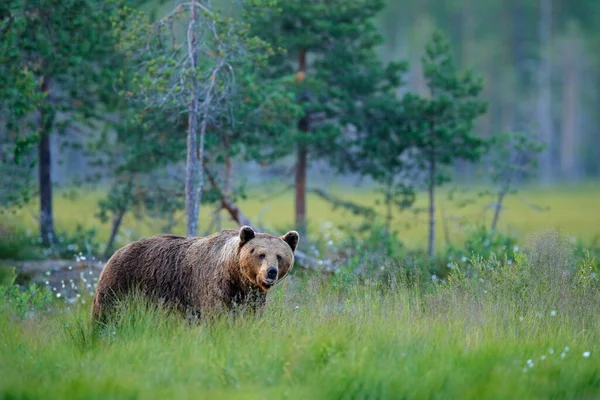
[239,225,256,244]
[281,231,299,252]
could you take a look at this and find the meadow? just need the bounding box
[1,230,599,399]
[1,184,600,399]
[2,183,600,256]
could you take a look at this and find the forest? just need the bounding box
[1,0,600,398]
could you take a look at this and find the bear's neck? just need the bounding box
[221,255,265,310]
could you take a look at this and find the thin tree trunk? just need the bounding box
[194,67,216,233]
[185,2,200,237]
[105,207,126,258]
[538,0,553,184]
[295,49,309,236]
[427,149,436,258]
[295,144,307,235]
[104,179,133,257]
[385,178,393,235]
[38,78,54,246]
[491,187,507,231]
[491,144,520,231]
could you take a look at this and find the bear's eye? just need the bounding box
[250,248,255,254]
[258,253,266,260]
[276,255,282,263]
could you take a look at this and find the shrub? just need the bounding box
[0,266,54,319]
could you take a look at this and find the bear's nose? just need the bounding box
[266,267,278,281]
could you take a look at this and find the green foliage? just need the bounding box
[402,31,489,256]
[437,231,598,319]
[487,132,546,184]
[91,109,188,240]
[0,269,54,319]
[480,132,547,229]
[247,0,406,166]
[0,224,46,260]
[444,225,518,267]
[110,0,301,236]
[0,0,127,231]
[405,30,489,178]
[0,224,101,261]
[53,225,102,259]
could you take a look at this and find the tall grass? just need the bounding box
[1,231,599,399]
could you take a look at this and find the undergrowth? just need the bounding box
[0,231,599,399]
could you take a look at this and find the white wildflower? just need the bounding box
[583,351,591,358]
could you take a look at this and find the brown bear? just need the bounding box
[91,226,299,324]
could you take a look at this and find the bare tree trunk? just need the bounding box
[538,0,553,184]
[104,179,133,257]
[195,76,212,232]
[295,144,307,235]
[38,78,55,246]
[105,208,126,258]
[185,2,200,237]
[491,187,507,231]
[295,49,309,236]
[427,149,436,258]
[385,178,393,235]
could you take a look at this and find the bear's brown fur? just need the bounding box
[91,226,299,323]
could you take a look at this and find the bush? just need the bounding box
[442,225,518,271]
[0,224,102,261]
[51,225,102,259]
[0,226,43,260]
[0,266,54,319]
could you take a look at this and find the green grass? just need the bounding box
[3,183,600,254]
[1,231,599,399]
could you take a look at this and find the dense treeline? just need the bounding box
[380,0,600,181]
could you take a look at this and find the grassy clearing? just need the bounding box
[1,231,599,399]
[2,183,600,254]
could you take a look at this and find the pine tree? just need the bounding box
[246,0,394,236]
[404,31,488,257]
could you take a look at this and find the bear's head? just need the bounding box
[237,225,299,291]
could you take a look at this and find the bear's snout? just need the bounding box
[266,267,278,282]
